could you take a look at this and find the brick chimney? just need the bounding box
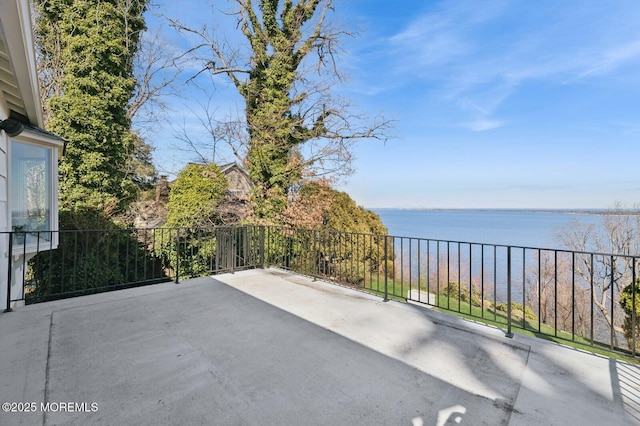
[156,175,169,204]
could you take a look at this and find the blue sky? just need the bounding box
[144,0,640,209]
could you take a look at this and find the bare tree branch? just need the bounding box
[128,26,184,125]
[555,213,640,347]
[168,0,391,217]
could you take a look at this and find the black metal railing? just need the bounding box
[261,227,640,358]
[3,225,639,358]
[1,226,263,306]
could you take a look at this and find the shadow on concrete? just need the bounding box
[400,295,639,425]
[250,269,636,426]
[216,271,533,424]
[611,358,640,424]
[2,271,636,426]
[37,278,513,426]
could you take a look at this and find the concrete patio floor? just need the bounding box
[0,268,638,425]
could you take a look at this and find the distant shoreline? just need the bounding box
[370,208,640,216]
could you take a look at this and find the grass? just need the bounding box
[352,275,640,364]
[292,267,640,363]
[430,300,639,363]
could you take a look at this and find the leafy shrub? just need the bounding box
[495,302,537,321]
[167,163,228,229]
[620,279,640,352]
[268,182,392,287]
[27,209,166,303]
[441,281,482,307]
[156,232,217,281]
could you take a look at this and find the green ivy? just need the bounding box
[166,163,228,230]
[620,279,640,352]
[35,0,148,214]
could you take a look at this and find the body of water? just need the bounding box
[372,209,616,249]
[372,209,638,348]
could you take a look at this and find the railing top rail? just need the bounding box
[4,223,638,358]
[264,225,640,260]
[2,225,639,260]
[382,235,640,260]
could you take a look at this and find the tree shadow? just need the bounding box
[39,276,515,425]
[387,292,636,425]
[611,358,640,424]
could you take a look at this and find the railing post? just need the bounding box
[231,228,236,274]
[610,256,615,351]
[4,233,13,312]
[383,236,389,302]
[259,226,265,269]
[313,230,318,282]
[632,258,637,357]
[174,230,180,284]
[506,246,514,338]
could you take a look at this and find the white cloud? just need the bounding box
[465,119,504,132]
[579,39,640,78]
[385,1,640,129]
[388,1,507,71]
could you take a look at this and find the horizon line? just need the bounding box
[367,207,640,214]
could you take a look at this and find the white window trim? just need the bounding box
[8,128,62,252]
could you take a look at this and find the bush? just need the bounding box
[495,302,537,322]
[156,232,217,281]
[441,281,482,307]
[27,209,166,303]
[620,279,640,352]
[167,163,228,229]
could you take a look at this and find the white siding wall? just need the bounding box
[0,130,8,309]
[0,131,7,230]
[0,0,53,311]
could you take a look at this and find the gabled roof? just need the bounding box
[219,162,251,178]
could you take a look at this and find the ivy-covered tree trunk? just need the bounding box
[170,0,388,220]
[238,0,329,218]
[35,0,147,215]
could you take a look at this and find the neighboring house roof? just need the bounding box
[219,162,252,200]
[0,0,45,127]
[167,162,252,187]
[219,162,251,179]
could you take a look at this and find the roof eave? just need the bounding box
[0,0,44,127]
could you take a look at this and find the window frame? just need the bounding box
[8,129,62,252]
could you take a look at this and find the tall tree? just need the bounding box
[170,0,389,218]
[35,0,148,215]
[556,212,640,348]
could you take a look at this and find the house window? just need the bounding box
[10,140,53,242]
